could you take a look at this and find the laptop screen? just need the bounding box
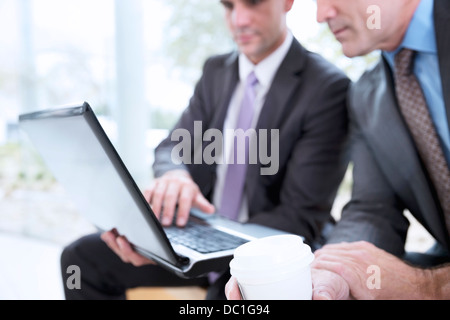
[18,103,182,266]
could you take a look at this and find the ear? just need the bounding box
[285,0,295,12]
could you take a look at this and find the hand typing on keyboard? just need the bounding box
[165,221,248,254]
[143,170,216,227]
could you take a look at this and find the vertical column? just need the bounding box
[18,0,37,113]
[114,0,148,187]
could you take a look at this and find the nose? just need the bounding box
[316,0,337,23]
[231,2,252,28]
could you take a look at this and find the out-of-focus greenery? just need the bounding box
[0,143,56,195]
[149,108,179,130]
[160,0,234,84]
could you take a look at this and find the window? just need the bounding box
[0,0,374,246]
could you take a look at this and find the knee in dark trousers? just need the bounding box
[60,232,210,300]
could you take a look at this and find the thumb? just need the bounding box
[225,277,242,300]
[311,268,350,300]
[312,286,334,300]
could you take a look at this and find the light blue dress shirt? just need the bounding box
[383,0,450,165]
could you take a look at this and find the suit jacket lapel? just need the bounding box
[366,58,449,247]
[198,52,239,197]
[434,0,450,245]
[434,0,450,129]
[210,52,239,130]
[256,39,307,131]
[366,61,426,202]
[246,39,307,201]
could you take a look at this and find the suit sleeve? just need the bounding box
[325,84,410,256]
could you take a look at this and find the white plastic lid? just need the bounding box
[229,234,314,285]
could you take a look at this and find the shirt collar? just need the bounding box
[383,0,436,66]
[239,30,293,88]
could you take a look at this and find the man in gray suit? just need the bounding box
[227,0,449,300]
[312,0,450,300]
[61,0,350,300]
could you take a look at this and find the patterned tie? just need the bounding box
[220,71,258,221]
[393,48,450,235]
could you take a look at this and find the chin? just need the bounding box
[341,44,369,58]
[342,50,359,58]
[238,44,254,55]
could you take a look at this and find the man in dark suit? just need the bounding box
[61,0,350,300]
[227,0,450,301]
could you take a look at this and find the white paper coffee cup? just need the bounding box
[229,234,314,300]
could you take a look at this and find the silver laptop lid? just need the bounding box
[18,102,186,268]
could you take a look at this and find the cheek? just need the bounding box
[225,14,233,30]
[261,16,283,40]
[358,26,387,53]
[340,30,370,57]
[353,22,377,46]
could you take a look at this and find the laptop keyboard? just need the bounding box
[164,220,249,254]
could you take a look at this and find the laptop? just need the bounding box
[18,102,294,279]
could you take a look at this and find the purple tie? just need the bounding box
[220,71,258,221]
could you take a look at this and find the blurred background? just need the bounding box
[0,0,432,300]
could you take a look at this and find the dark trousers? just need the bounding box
[60,232,229,300]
